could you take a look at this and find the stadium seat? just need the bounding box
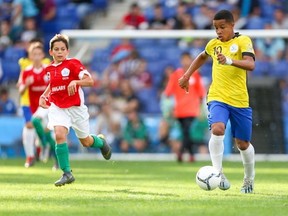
[0,116,25,157]
[136,87,161,114]
[253,60,271,77]
[138,47,162,61]
[1,60,21,82]
[270,60,288,78]
[132,39,157,49]
[3,46,26,61]
[245,17,265,29]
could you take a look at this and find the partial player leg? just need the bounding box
[238,142,255,193]
[209,134,230,190]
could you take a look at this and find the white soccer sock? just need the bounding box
[208,134,224,172]
[239,143,255,180]
[22,126,35,158]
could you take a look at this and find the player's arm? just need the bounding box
[39,84,51,109]
[217,52,255,71]
[18,75,33,95]
[178,51,209,92]
[68,73,94,96]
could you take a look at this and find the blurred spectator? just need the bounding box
[94,99,123,152]
[158,64,182,154]
[236,0,260,18]
[167,1,188,29]
[180,13,196,30]
[12,0,39,27]
[17,17,43,49]
[148,3,171,30]
[0,20,13,52]
[0,0,14,21]
[34,0,56,22]
[192,4,214,29]
[271,8,288,29]
[102,61,124,95]
[232,6,248,29]
[117,79,140,113]
[110,38,135,64]
[129,59,153,92]
[245,4,265,29]
[254,22,286,62]
[116,2,148,30]
[69,0,94,29]
[86,90,102,119]
[119,49,142,78]
[120,109,149,153]
[163,52,206,162]
[0,87,17,115]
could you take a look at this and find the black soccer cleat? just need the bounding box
[98,134,112,160]
[54,172,75,187]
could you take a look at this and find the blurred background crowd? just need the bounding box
[1,0,288,157]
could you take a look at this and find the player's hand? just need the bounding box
[178,75,189,93]
[25,76,34,86]
[39,96,50,109]
[68,81,77,96]
[216,50,232,65]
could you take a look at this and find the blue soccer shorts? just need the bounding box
[207,101,252,142]
[22,106,32,123]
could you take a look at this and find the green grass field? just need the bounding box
[0,158,287,216]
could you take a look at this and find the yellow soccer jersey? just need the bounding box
[205,33,255,108]
[18,57,51,106]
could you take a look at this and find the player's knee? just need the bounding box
[211,123,225,136]
[236,139,249,150]
[211,127,225,136]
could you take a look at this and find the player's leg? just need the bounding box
[178,117,196,162]
[207,101,230,190]
[48,104,74,186]
[71,105,112,160]
[230,106,255,193]
[54,125,75,186]
[22,106,36,168]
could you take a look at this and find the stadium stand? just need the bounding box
[1,0,288,155]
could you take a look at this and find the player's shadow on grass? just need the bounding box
[114,189,180,197]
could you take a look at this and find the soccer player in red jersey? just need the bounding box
[19,42,57,168]
[39,34,112,186]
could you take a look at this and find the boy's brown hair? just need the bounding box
[49,34,69,50]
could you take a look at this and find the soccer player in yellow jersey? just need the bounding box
[18,41,51,167]
[179,10,255,193]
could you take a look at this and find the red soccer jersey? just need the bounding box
[164,68,206,118]
[22,64,49,114]
[45,58,89,108]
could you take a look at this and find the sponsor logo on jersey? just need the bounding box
[52,85,66,92]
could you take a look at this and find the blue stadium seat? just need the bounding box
[3,46,26,61]
[132,39,157,49]
[0,116,25,157]
[271,60,288,78]
[245,17,265,29]
[157,38,178,47]
[138,47,162,61]
[163,6,177,19]
[253,60,271,77]
[1,60,20,82]
[136,87,161,114]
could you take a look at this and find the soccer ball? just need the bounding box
[196,166,221,191]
